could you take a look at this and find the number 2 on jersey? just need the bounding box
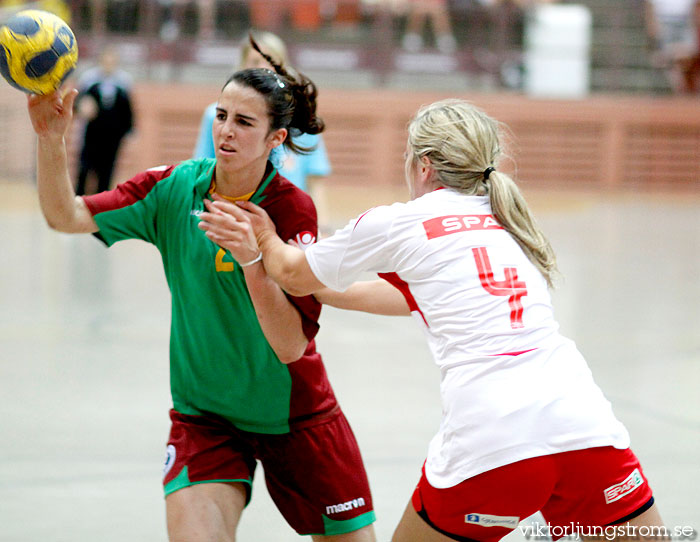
[472,247,527,329]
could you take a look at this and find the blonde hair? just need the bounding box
[407,99,558,287]
[239,30,289,67]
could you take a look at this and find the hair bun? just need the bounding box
[290,79,324,135]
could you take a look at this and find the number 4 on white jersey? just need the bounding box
[472,246,528,329]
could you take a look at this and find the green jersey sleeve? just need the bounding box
[92,181,161,246]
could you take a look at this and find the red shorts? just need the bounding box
[411,446,654,542]
[163,408,375,536]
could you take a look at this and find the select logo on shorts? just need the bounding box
[604,468,644,504]
[163,444,176,480]
[325,497,366,515]
[465,513,520,529]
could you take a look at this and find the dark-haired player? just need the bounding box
[26,45,376,542]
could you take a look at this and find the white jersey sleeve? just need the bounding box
[305,205,397,291]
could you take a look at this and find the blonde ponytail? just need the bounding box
[487,171,558,287]
[407,99,559,287]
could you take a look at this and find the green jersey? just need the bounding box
[83,159,337,434]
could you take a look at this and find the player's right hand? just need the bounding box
[27,87,78,139]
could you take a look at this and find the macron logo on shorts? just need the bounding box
[325,497,366,515]
[604,468,644,504]
[465,513,520,529]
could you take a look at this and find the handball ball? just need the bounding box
[0,9,78,95]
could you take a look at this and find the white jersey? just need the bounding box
[306,188,630,488]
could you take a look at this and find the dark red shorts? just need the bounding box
[411,446,654,542]
[162,408,375,536]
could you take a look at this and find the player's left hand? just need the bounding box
[198,195,261,266]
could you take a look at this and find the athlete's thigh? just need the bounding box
[393,500,459,542]
[162,409,257,542]
[626,503,664,528]
[312,524,377,542]
[166,481,247,542]
[594,503,666,542]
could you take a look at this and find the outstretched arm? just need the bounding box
[256,227,324,297]
[314,281,410,316]
[28,89,97,233]
[200,198,410,316]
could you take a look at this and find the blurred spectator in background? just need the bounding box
[645,0,700,93]
[327,0,364,36]
[75,46,135,195]
[682,0,700,92]
[193,31,333,226]
[399,0,457,53]
[476,0,559,88]
[0,0,70,20]
[248,0,323,31]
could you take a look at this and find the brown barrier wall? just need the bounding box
[2,83,698,193]
[96,84,700,192]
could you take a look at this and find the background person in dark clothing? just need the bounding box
[75,46,134,195]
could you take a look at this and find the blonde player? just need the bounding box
[199,99,665,542]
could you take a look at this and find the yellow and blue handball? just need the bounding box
[0,9,78,95]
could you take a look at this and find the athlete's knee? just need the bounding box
[167,514,237,542]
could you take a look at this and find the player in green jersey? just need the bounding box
[26,41,376,542]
